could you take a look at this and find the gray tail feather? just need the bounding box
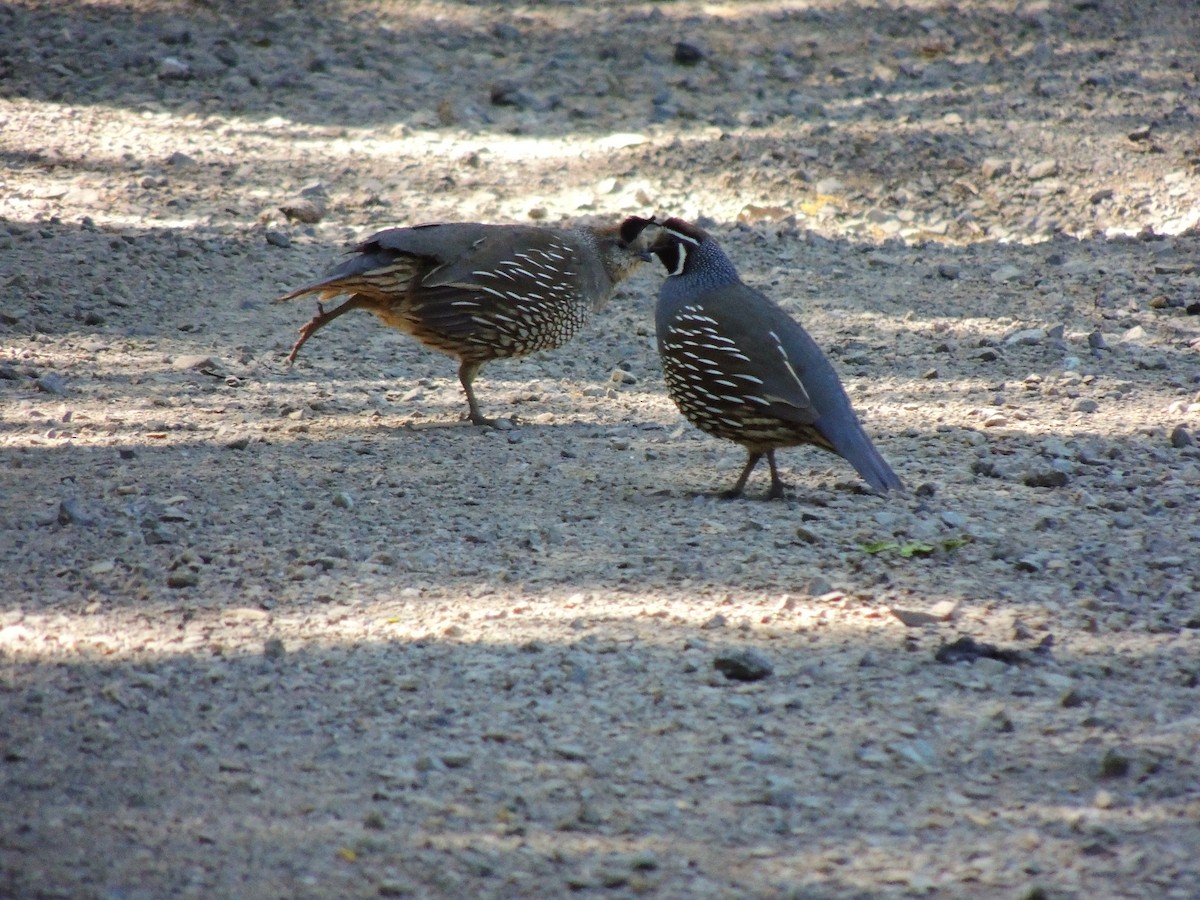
[823,415,903,493]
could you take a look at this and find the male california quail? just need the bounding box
[276,218,658,425]
[640,217,903,499]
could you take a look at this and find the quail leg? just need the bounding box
[764,450,791,500]
[724,451,764,500]
[457,360,496,427]
[286,296,372,364]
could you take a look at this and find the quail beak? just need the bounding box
[619,216,661,260]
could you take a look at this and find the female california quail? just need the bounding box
[276,218,658,426]
[640,217,903,499]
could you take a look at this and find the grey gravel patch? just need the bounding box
[3,3,1200,897]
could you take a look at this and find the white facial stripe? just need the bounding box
[669,243,688,276]
[666,227,701,246]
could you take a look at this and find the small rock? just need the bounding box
[980,158,1010,179]
[57,499,98,526]
[552,743,588,761]
[610,368,637,385]
[804,575,833,596]
[713,648,773,682]
[171,354,224,374]
[1120,325,1146,343]
[1127,124,1152,142]
[1099,748,1130,778]
[673,42,705,66]
[937,263,960,279]
[976,348,1001,362]
[263,637,286,660]
[934,636,1024,665]
[332,491,354,509]
[278,197,324,224]
[265,230,291,248]
[1071,398,1099,413]
[1152,262,1194,275]
[167,570,199,589]
[1005,327,1046,346]
[1087,331,1109,350]
[165,151,196,167]
[1015,556,1042,573]
[990,265,1025,282]
[1170,424,1194,448]
[157,56,191,80]
[794,525,821,544]
[1026,159,1059,180]
[1093,789,1116,809]
[890,606,949,627]
[1024,470,1069,488]
[36,374,67,395]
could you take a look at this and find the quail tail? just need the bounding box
[820,413,903,493]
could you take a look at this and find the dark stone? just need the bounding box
[713,648,773,681]
[934,636,1025,665]
[673,42,704,66]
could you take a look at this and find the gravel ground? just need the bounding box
[3,1,1200,897]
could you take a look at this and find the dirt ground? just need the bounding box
[2,1,1200,897]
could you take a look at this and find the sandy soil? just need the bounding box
[2,1,1199,897]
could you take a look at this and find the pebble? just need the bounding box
[1024,470,1069,488]
[1170,425,1194,448]
[278,197,324,224]
[940,510,966,528]
[673,42,705,66]
[1026,159,1060,180]
[609,367,637,385]
[157,57,191,80]
[36,374,67,395]
[1087,331,1110,350]
[167,570,199,588]
[265,230,291,248]
[171,354,224,373]
[1005,327,1046,346]
[1072,399,1099,413]
[56,498,97,526]
[440,751,472,769]
[332,491,354,509]
[980,158,1010,179]
[713,648,774,682]
[990,265,1025,282]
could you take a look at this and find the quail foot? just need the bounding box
[639,217,903,499]
[276,218,659,426]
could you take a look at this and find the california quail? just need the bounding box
[276,218,658,426]
[640,217,903,499]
